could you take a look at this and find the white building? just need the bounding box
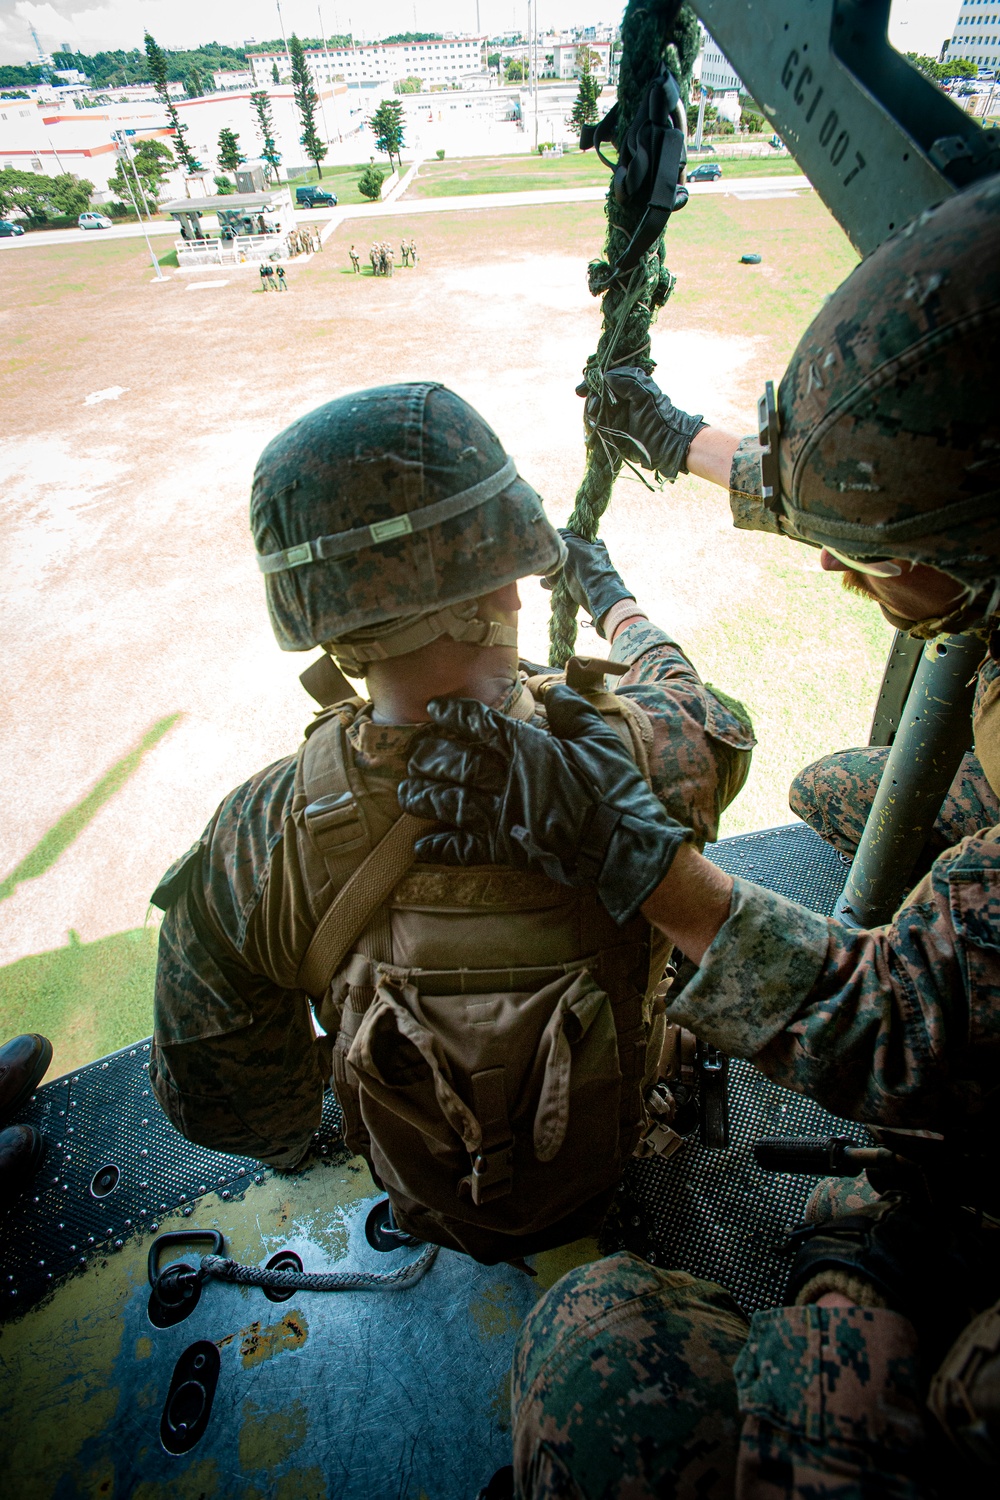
[249,36,486,89]
[548,41,611,79]
[213,70,255,92]
[945,3,1000,71]
[697,27,744,93]
[0,83,368,197]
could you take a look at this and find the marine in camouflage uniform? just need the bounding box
[408,177,1000,1496]
[149,382,754,1171]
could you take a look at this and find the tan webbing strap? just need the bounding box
[469,1067,514,1205]
[296,812,434,996]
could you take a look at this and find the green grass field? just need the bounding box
[403,149,802,198]
[284,161,386,205]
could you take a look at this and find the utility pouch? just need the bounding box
[581,64,689,280]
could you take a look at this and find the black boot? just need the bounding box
[0,1125,46,1208]
[0,1034,53,1122]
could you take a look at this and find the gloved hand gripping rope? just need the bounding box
[548,1,701,667]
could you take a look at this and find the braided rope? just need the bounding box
[200,1244,439,1292]
[548,1,701,666]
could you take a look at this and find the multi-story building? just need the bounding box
[248,36,486,90]
[697,27,743,93]
[945,3,1000,72]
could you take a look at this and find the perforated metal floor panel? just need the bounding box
[596,822,862,1312]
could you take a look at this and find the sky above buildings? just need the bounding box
[0,0,964,66]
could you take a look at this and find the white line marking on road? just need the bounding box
[186,280,230,291]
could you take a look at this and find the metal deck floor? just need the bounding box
[0,822,860,1500]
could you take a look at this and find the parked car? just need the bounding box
[688,162,722,182]
[295,186,337,208]
[0,219,25,236]
[79,212,113,230]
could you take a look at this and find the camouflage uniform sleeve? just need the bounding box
[728,434,783,536]
[667,827,1000,1128]
[610,621,756,844]
[150,754,330,1167]
[733,1305,927,1498]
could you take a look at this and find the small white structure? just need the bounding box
[162,188,296,269]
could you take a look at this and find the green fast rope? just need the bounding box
[548,0,701,667]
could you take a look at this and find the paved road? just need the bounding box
[0,176,811,254]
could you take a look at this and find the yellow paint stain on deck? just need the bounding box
[239,1309,309,1369]
[78,1459,115,1498]
[239,1396,308,1470]
[531,1236,600,1292]
[131,1457,221,1500]
[0,1243,135,1493]
[469,1280,522,1341]
[489,1368,512,1433]
[245,1466,328,1500]
[0,1169,375,1491]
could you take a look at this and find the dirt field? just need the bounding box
[0,188,884,1072]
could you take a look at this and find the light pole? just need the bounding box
[112,131,167,282]
[318,4,343,142]
[276,0,291,81]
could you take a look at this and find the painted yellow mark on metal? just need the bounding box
[244,1466,328,1500]
[0,1252,134,1494]
[469,1280,522,1341]
[531,1236,600,1293]
[0,1168,377,1493]
[134,1335,153,1361]
[489,1368,512,1433]
[78,1458,115,1498]
[239,1308,309,1369]
[239,1395,308,1471]
[131,1456,221,1500]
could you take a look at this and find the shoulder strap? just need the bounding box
[296,811,434,996]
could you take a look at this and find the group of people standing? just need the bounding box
[258,263,288,291]
[287,226,321,256]
[348,238,419,276]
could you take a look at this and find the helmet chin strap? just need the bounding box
[324,598,518,676]
[878,582,988,640]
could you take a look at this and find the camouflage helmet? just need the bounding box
[251,382,564,660]
[772,172,1000,602]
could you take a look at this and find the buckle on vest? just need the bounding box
[470,1144,514,1205]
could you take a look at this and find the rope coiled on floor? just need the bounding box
[199,1244,439,1292]
[548,0,701,666]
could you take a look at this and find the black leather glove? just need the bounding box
[398,684,692,925]
[540,528,635,639]
[585,367,708,479]
[785,1194,994,1370]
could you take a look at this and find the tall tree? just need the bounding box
[186,66,204,98]
[107,141,173,212]
[271,62,281,85]
[567,56,603,133]
[251,91,282,181]
[145,32,202,173]
[217,128,245,172]
[0,168,63,221]
[46,173,94,216]
[289,34,328,179]
[369,98,405,172]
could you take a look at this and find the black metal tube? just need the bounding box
[836,632,983,927]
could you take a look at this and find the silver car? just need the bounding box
[78,211,113,230]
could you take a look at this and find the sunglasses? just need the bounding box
[823,546,902,578]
